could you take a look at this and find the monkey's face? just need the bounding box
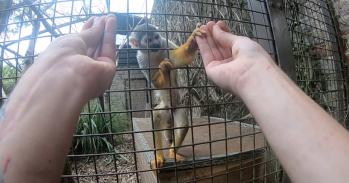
[130,24,163,52]
[139,32,162,52]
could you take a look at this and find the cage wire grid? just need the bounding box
[0,0,347,183]
[285,0,348,125]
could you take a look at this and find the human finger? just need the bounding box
[216,20,230,32]
[196,25,214,66]
[212,23,239,49]
[99,14,117,61]
[213,20,232,58]
[95,56,117,89]
[205,21,230,58]
[79,16,106,49]
[78,55,116,98]
[82,16,95,31]
[205,21,224,60]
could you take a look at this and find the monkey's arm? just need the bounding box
[170,26,206,67]
[152,59,173,88]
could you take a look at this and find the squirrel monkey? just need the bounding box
[129,24,205,169]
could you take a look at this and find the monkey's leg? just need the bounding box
[169,108,189,161]
[163,116,174,145]
[151,107,171,169]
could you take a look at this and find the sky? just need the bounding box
[1,0,154,63]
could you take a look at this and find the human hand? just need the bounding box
[23,15,117,101]
[196,21,276,95]
[0,16,117,183]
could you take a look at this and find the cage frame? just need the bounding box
[0,0,348,183]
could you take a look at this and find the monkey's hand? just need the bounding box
[188,23,207,51]
[170,23,206,67]
[159,59,173,72]
[152,59,173,88]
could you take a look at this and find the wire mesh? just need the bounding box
[285,0,348,126]
[0,0,346,183]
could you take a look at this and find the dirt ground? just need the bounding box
[63,135,140,183]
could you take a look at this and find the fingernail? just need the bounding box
[217,21,229,32]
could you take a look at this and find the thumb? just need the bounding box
[212,24,238,49]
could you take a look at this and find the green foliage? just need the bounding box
[111,112,130,133]
[73,100,131,154]
[111,112,130,144]
[74,101,113,154]
[2,66,17,95]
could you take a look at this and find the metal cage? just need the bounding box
[0,0,347,183]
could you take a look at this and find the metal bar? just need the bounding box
[266,0,297,80]
[325,0,349,127]
[2,0,346,182]
[266,0,296,182]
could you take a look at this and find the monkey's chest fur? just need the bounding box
[137,50,182,108]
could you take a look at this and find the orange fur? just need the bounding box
[151,26,206,90]
[152,59,173,88]
[146,25,206,169]
[170,27,206,67]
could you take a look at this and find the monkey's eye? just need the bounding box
[155,35,159,39]
[148,38,153,42]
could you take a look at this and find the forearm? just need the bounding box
[0,69,87,183]
[0,15,116,183]
[238,59,349,182]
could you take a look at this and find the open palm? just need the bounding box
[196,21,275,95]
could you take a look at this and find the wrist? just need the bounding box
[7,63,88,119]
[233,56,279,98]
[41,54,93,102]
[45,63,90,105]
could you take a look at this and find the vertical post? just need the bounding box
[267,0,296,81]
[0,54,3,105]
[266,0,295,182]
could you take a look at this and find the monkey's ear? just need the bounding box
[129,37,139,48]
